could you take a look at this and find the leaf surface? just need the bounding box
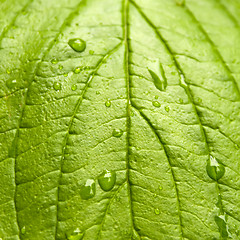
[0,0,240,239]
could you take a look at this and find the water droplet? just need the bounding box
[6,69,11,74]
[66,228,84,240]
[74,67,81,74]
[96,91,100,95]
[179,98,183,104]
[6,79,17,89]
[197,97,202,103]
[154,208,160,215]
[105,100,111,107]
[71,84,77,91]
[89,50,94,55]
[165,106,170,112]
[112,129,123,138]
[153,193,157,198]
[215,214,230,239]
[154,95,159,99]
[206,155,225,181]
[149,63,167,91]
[51,58,58,64]
[152,101,160,108]
[21,226,26,235]
[58,65,63,70]
[80,179,96,200]
[98,170,116,192]
[53,82,61,91]
[159,186,163,190]
[64,73,68,77]
[68,38,86,52]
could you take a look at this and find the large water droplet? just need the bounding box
[206,155,225,181]
[149,64,167,91]
[105,100,111,107]
[215,214,230,239]
[6,79,17,89]
[66,228,84,240]
[53,82,61,91]
[21,226,26,235]
[68,38,86,52]
[152,101,160,108]
[80,179,96,200]
[98,170,116,192]
[112,129,123,138]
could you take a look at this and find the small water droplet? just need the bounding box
[179,98,183,104]
[74,67,81,74]
[66,228,84,240]
[71,84,77,91]
[152,101,160,108]
[21,226,26,235]
[154,95,158,99]
[165,106,170,112]
[197,97,202,103]
[98,170,116,192]
[153,193,157,198]
[206,155,225,181]
[68,38,86,52]
[112,129,123,138]
[51,58,58,64]
[154,208,160,215]
[6,69,11,74]
[6,79,17,89]
[159,185,163,190]
[64,73,68,77]
[80,179,96,200]
[53,82,62,91]
[105,100,111,107]
[89,50,94,55]
[96,91,100,95]
[58,65,63,70]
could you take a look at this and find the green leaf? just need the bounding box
[0,0,240,239]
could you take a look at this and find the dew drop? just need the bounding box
[58,65,63,70]
[159,185,163,190]
[74,67,81,74]
[89,50,94,55]
[51,58,58,64]
[154,208,160,215]
[68,38,86,52]
[80,179,96,200]
[179,98,183,104]
[6,69,11,74]
[206,155,225,181]
[165,106,170,112]
[71,84,77,91]
[105,100,111,107]
[53,82,61,91]
[112,129,123,138]
[98,170,116,192]
[197,97,202,103]
[154,95,159,99]
[21,226,26,235]
[66,228,84,240]
[6,79,17,89]
[152,101,160,108]
[96,91,100,95]
[64,73,68,77]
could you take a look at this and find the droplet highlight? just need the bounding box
[98,170,116,192]
[206,155,225,181]
[74,67,81,74]
[68,38,86,52]
[80,179,96,200]
[53,82,61,91]
[112,129,123,138]
[152,101,160,108]
[165,106,170,112]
